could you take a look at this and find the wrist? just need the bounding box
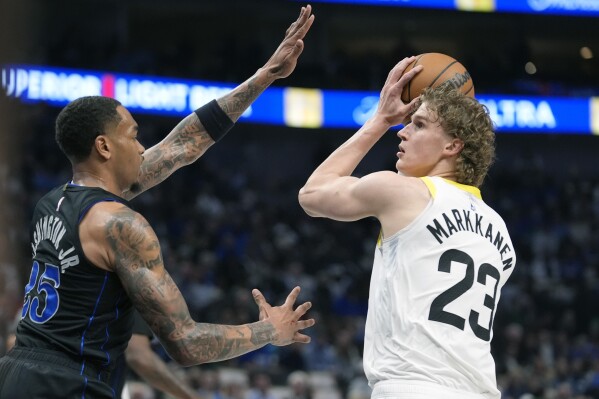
[367,114,394,133]
[255,66,279,86]
[194,100,234,142]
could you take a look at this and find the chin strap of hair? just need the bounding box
[194,99,234,142]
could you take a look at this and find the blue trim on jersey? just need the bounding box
[100,290,123,366]
[78,198,119,223]
[80,272,109,371]
[81,375,88,399]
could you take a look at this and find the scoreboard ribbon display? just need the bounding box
[2,65,598,135]
[303,0,599,17]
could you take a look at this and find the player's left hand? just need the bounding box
[262,5,315,80]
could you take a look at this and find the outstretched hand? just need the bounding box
[252,286,315,346]
[262,5,315,80]
[376,56,424,126]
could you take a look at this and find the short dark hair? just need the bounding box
[55,96,122,163]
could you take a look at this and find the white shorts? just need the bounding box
[371,380,497,399]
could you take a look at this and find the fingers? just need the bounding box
[384,56,416,87]
[296,318,315,330]
[252,288,265,306]
[397,64,423,88]
[294,300,312,317]
[283,286,301,308]
[292,318,315,344]
[252,288,270,319]
[291,39,305,58]
[297,14,315,39]
[293,332,312,344]
[407,96,421,114]
[287,5,315,40]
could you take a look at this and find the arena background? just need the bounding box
[1,1,599,398]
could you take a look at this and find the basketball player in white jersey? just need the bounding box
[298,56,515,399]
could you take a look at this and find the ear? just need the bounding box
[94,135,112,161]
[444,138,464,156]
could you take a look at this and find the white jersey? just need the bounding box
[364,177,516,398]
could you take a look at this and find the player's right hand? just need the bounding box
[376,57,423,126]
[262,5,315,80]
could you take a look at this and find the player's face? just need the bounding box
[395,103,454,177]
[111,106,145,191]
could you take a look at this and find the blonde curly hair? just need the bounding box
[419,84,496,187]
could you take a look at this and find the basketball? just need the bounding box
[401,53,475,103]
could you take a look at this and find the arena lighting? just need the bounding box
[580,47,594,59]
[2,64,599,135]
[302,0,599,16]
[524,62,537,75]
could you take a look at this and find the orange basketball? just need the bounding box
[400,53,475,103]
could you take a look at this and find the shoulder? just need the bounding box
[369,174,435,237]
[84,201,148,229]
[359,172,431,202]
[86,202,154,249]
[79,201,155,272]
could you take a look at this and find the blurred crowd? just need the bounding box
[0,100,598,399]
[1,3,599,398]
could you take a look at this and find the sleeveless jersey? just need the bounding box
[110,310,153,396]
[16,183,134,374]
[363,177,516,398]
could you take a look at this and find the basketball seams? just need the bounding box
[401,53,474,102]
[429,60,458,88]
[404,54,425,103]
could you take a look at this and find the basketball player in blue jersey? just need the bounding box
[299,57,515,399]
[0,6,315,399]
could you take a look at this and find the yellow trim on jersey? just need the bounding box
[420,176,437,199]
[442,178,482,199]
[420,176,482,199]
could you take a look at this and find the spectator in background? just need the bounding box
[246,372,276,399]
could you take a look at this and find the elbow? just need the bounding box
[165,343,201,367]
[175,356,198,368]
[298,187,319,217]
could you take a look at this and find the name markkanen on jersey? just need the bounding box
[426,208,514,271]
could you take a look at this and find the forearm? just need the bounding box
[123,69,277,200]
[216,67,275,122]
[164,320,276,367]
[301,116,390,190]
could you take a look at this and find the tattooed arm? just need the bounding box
[82,202,314,366]
[122,5,315,200]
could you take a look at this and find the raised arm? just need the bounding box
[84,202,314,366]
[122,5,315,200]
[298,57,422,220]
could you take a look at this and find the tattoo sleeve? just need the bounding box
[122,70,276,201]
[216,75,266,121]
[105,206,276,365]
[123,113,214,200]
